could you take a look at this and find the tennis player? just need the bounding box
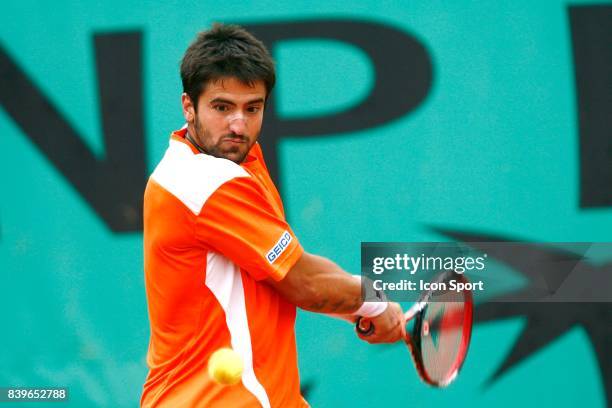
[141,23,404,408]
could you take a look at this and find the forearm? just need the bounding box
[266,252,363,314]
[298,254,362,313]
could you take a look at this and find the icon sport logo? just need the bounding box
[266,231,292,263]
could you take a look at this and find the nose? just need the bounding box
[228,113,246,135]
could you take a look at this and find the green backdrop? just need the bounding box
[1,1,610,406]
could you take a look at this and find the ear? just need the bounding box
[181,93,196,123]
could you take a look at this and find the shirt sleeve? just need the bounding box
[195,175,303,281]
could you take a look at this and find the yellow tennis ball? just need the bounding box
[208,348,244,385]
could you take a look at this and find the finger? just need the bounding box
[376,318,403,343]
[397,311,407,339]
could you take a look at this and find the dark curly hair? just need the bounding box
[180,23,276,109]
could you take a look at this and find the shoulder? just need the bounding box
[150,139,249,214]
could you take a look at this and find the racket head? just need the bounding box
[406,270,473,387]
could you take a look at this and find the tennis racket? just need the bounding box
[356,270,473,387]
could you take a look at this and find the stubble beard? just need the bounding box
[192,117,250,164]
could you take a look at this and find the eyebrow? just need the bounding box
[209,97,265,106]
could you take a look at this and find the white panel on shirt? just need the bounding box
[206,252,271,408]
[150,139,249,214]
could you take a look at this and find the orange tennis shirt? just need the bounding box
[141,128,308,407]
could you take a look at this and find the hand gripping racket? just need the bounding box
[356,270,473,387]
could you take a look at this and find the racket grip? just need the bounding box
[355,316,375,336]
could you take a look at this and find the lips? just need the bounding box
[224,136,247,144]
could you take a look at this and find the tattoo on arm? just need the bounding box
[330,299,345,312]
[309,297,361,313]
[309,298,329,311]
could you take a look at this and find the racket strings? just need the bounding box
[420,289,467,383]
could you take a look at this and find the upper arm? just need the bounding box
[195,175,303,281]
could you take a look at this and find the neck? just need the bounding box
[185,130,207,155]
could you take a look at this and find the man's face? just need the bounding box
[183,77,266,163]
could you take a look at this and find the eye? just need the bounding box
[247,106,262,114]
[213,104,230,112]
